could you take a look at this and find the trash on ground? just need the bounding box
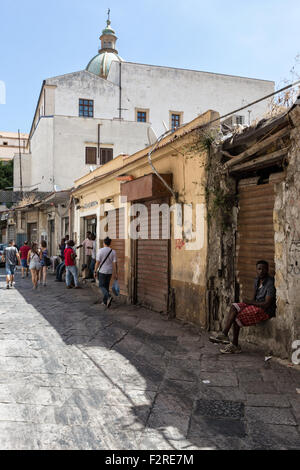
[296,388,300,394]
[265,356,272,362]
[202,380,211,384]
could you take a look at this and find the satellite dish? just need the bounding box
[147,127,158,145]
[54,185,61,192]
[162,120,169,132]
[89,166,97,172]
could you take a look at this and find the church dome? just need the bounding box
[86,52,123,78]
[86,13,123,79]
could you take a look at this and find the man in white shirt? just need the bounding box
[94,237,118,308]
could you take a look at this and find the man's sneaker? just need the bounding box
[209,332,230,345]
[106,296,113,308]
[6,285,9,289]
[220,343,242,354]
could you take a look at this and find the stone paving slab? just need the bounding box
[0,270,299,450]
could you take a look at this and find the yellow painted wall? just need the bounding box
[73,110,218,326]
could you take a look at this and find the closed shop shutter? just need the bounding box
[8,225,16,243]
[135,198,169,312]
[236,181,276,300]
[107,208,126,294]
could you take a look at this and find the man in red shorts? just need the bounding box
[209,260,276,354]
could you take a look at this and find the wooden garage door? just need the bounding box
[135,198,169,312]
[236,182,276,300]
[107,208,126,294]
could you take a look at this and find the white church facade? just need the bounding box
[14,15,274,192]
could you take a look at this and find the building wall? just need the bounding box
[108,62,274,136]
[13,153,32,191]
[43,116,149,192]
[30,117,54,191]
[21,63,274,194]
[47,71,119,119]
[273,106,300,358]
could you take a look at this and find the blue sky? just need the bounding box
[0,0,299,132]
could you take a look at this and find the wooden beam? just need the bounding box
[228,147,289,174]
[224,126,291,169]
[221,150,233,159]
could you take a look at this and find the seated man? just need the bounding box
[209,260,276,354]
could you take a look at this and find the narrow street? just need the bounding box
[0,268,299,450]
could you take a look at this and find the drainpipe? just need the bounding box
[98,124,101,164]
[119,62,122,120]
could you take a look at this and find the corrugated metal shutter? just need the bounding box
[107,208,126,294]
[7,225,16,242]
[136,198,169,312]
[236,182,276,300]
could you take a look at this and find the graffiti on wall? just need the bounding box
[288,240,300,275]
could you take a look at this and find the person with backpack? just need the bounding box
[39,240,50,287]
[27,242,41,290]
[2,240,20,289]
[64,240,81,289]
[94,237,118,308]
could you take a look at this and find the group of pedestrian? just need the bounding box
[1,239,50,290]
[2,233,118,309]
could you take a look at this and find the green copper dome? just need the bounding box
[86,52,123,78]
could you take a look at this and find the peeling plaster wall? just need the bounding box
[207,110,300,359]
[272,107,300,357]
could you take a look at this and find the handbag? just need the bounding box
[112,280,120,296]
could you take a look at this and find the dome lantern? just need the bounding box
[86,10,123,79]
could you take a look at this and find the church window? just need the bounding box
[79,99,94,117]
[85,147,97,164]
[136,109,149,123]
[171,113,181,130]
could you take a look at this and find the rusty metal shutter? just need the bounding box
[107,208,126,294]
[236,181,276,300]
[136,198,169,312]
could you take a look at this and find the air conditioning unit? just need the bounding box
[8,218,15,225]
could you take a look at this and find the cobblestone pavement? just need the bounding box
[0,268,299,450]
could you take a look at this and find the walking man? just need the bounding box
[209,260,276,354]
[19,240,30,278]
[94,237,118,308]
[64,240,81,289]
[2,240,20,289]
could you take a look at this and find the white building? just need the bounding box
[14,15,274,192]
[1,131,28,162]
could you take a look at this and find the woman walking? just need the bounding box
[39,240,49,286]
[27,242,41,289]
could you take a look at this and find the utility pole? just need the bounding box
[18,129,23,197]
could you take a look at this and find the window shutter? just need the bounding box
[100,148,113,165]
[85,147,97,164]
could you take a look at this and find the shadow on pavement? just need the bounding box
[3,270,300,450]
